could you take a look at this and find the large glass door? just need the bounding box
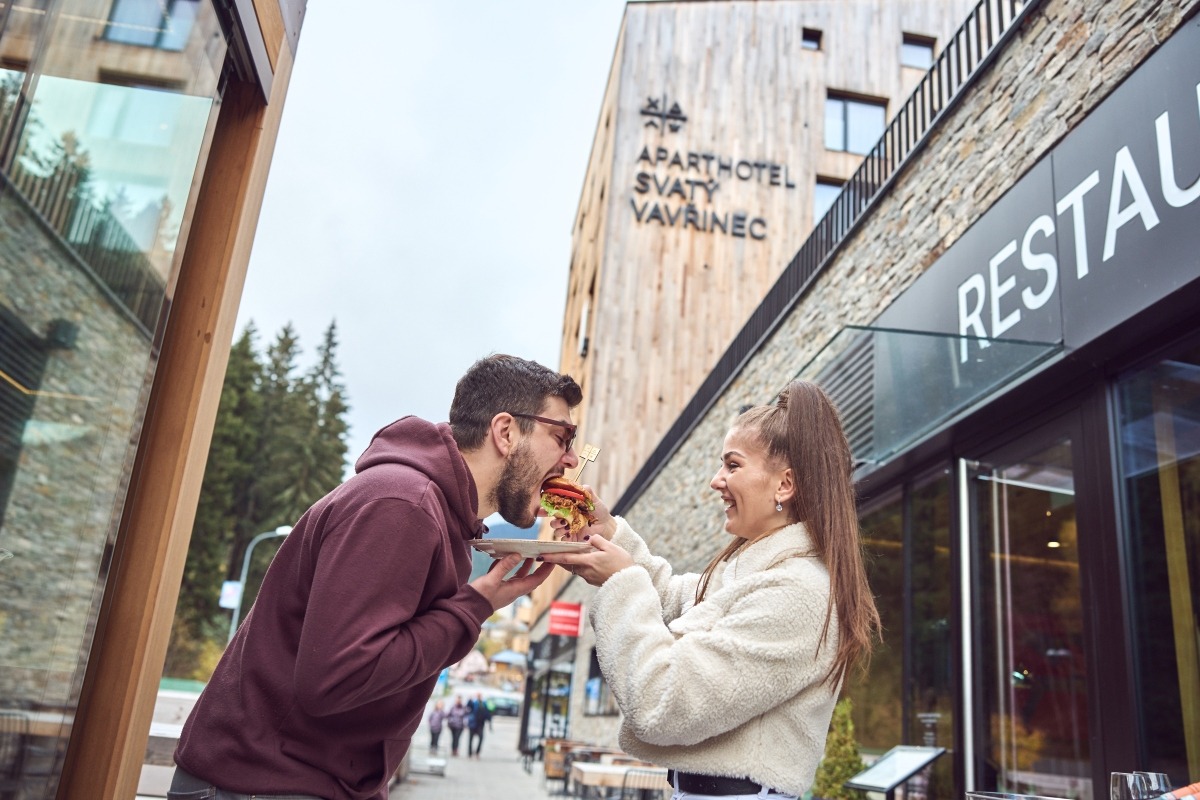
[970,429,1093,800]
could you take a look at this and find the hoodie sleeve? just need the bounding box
[293,498,492,716]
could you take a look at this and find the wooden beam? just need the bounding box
[252,0,286,69]
[55,44,296,800]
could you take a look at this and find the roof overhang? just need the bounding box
[797,325,1061,472]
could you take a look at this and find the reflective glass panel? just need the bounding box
[825,97,846,151]
[813,180,842,227]
[976,441,1091,800]
[846,98,886,156]
[902,38,935,69]
[849,490,903,752]
[909,471,956,800]
[1115,344,1200,785]
[799,326,1060,469]
[0,0,226,793]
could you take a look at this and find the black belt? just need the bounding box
[668,770,764,795]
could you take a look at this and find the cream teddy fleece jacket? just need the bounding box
[588,517,840,797]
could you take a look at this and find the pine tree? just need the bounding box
[812,697,866,800]
[164,320,353,680]
[276,321,350,519]
[164,326,263,678]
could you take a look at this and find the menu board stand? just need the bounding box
[844,745,947,800]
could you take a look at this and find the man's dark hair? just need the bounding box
[449,354,582,450]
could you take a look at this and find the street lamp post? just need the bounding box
[227,525,292,643]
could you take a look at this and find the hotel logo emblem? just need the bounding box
[641,94,687,132]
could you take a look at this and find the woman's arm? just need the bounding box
[609,517,700,621]
[589,564,835,747]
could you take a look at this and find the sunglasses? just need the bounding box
[510,413,577,452]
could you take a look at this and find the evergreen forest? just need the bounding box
[163,321,350,681]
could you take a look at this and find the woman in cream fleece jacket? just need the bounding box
[543,380,880,799]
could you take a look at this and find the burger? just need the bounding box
[540,477,596,536]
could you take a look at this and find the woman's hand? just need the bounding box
[539,534,635,587]
[548,484,617,542]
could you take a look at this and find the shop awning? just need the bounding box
[796,325,1061,469]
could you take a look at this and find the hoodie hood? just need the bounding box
[355,416,485,538]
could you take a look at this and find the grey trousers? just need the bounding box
[168,767,327,800]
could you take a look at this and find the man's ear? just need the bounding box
[488,412,517,457]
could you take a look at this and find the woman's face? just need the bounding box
[710,426,791,539]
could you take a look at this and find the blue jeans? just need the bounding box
[168,767,327,800]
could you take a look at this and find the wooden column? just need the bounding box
[55,43,296,800]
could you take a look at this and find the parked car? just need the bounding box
[487,697,521,717]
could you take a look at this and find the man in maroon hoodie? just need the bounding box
[171,355,581,799]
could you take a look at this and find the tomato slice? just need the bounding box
[543,487,586,501]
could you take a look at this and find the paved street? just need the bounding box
[390,710,554,800]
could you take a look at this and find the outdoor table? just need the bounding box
[569,761,669,798]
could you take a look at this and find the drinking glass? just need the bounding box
[1112,772,1152,800]
[1135,774,1171,797]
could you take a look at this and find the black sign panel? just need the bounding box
[1051,17,1200,347]
[878,17,1200,355]
[877,158,1062,352]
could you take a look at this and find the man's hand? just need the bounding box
[469,554,554,611]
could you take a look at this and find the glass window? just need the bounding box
[826,95,887,155]
[848,490,903,753]
[975,440,1091,799]
[813,179,842,226]
[902,34,936,69]
[0,0,225,793]
[802,27,822,51]
[523,635,576,743]
[1115,342,1200,786]
[909,471,956,800]
[105,0,200,51]
[583,648,618,716]
[849,470,956,800]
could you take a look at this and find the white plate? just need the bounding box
[470,538,594,558]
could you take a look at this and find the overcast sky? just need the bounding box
[235,2,629,469]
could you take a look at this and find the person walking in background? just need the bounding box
[446,695,468,757]
[542,380,881,800]
[466,692,493,758]
[171,355,583,800]
[427,700,446,754]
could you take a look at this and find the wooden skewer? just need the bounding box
[573,443,600,483]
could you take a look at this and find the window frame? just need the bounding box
[824,92,888,155]
[901,32,937,70]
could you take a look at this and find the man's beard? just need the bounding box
[492,440,541,527]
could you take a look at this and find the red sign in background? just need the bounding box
[548,601,582,637]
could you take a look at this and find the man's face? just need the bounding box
[493,396,579,527]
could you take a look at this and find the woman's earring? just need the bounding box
[775,501,783,512]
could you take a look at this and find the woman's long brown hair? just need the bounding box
[694,380,880,688]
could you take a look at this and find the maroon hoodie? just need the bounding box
[175,417,494,799]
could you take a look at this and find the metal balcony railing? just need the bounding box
[615,0,1043,513]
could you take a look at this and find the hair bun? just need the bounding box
[775,386,790,410]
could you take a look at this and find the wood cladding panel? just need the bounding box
[560,0,977,507]
[253,0,287,68]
